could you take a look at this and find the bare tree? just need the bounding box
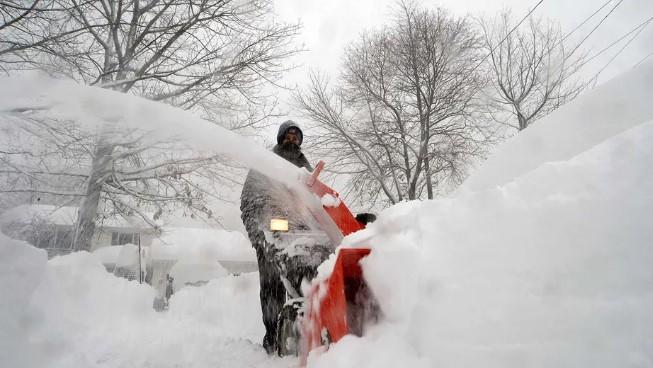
[1,0,300,250]
[1,1,58,66]
[0,114,246,246]
[4,0,300,123]
[479,12,587,131]
[296,2,492,207]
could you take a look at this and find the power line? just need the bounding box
[590,18,652,84]
[478,0,617,77]
[471,0,545,74]
[575,16,653,71]
[633,49,653,68]
[567,0,624,57]
[476,0,638,89]
[543,0,619,65]
[559,0,615,45]
[520,0,627,81]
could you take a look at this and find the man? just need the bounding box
[240,120,313,354]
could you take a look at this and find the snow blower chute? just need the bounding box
[298,161,380,364]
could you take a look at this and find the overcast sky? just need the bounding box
[269,0,653,127]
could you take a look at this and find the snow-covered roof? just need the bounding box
[0,204,159,230]
[91,245,124,265]
[150,227,255,262]
[90,227,255,267]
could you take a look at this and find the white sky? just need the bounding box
[271,0,653,122]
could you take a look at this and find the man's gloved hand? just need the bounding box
[355,213,377,226]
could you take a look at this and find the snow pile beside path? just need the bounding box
[0,233,47,368]
[26,252,158,367]
[167,273,265,342]
[0,238,291,368]
[462,61,653,192]
[314,119,653,367]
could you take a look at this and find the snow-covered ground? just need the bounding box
[1,63,653,367]
[327,119,653,368]
[1,236,293,368]
[320,63,653,368]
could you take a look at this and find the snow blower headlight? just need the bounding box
[270,218,289,232]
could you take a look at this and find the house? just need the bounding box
[1,205,258,305]
[0,204,158,258]
[150,226,258,274]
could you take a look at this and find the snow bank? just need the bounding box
[315,121,653,366]
[0,233,47,368]
[463,60,653,192]
[26,251,157,367]
[167,273,264,342]
[0,234,291,367]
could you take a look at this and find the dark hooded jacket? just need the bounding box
[239,121,313,353]
[276,120,304,146]
[240,121,312,245]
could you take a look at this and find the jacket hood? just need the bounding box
[276,120,303,146]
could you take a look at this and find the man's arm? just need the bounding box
[299,153,313,172]
[241,170,270,242]
[240,170,286,242]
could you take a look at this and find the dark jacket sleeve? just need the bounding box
[297,153,313,172]
[240,170,274,245]
[240,150,314,244]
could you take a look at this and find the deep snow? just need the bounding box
[461,59,653,192]
[1,63,653,367]
[326,118,653,368]
[0,235,294,368]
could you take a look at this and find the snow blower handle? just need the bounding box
[306,160,325,187]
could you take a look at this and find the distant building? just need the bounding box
[1,205,258,307]
[0,204,157,258]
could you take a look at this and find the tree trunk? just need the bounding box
[425,157,433,199]
[518,112,528,131]
[73,142,114,251]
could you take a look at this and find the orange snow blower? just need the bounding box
[299,161,380,364]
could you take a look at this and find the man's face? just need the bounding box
[282,128,300,147]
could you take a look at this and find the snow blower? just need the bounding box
[262,161,380,361]
[297,161,380,364]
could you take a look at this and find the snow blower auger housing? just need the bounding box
[299,161,380,364]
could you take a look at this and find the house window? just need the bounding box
[54,229,74,249]
[111,232,140,246]
[34,229,57,249]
